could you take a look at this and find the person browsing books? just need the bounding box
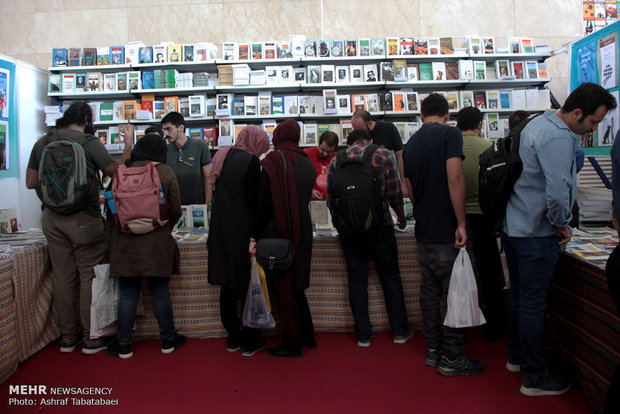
[304,131,338,200]
[161,111,212,205]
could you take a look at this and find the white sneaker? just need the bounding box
[506,360,521,373]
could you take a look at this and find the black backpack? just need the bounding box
[478,114,538,235]
[35,131,97,215]
[328,144,383,235]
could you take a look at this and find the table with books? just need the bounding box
[0,231,59,383]
[131,230,422,339]
[547,227,619,414]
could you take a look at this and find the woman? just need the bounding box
[106,134,184,359]
[249,119,317,358]
[207,125,270,356]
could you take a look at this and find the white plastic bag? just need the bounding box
[242,259,276,329]
[444,248,487,328]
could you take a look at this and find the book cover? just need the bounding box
[164,96,179,114]
[350,65,363,82]
[331,40,344,57]
[188,128,202,140]
[407,64,419,81]
[189,95,205,117]
[482,37,495,54]
[337,94,351,114]
[61,73,75,92]
[103,73,115,91]
[418,63,433,80]
[298,95,310,114]
[525,60,538,79]
[458,59,474,79]
[537,62,549,79]
[393,60,408,81]
[194,43,209,61]
[359,39,371,56]
[293,67,306,83]
[495,60,511,78]
[49,74,62,93]
[406,92,419,111]
[393,92,406,111]
[110,46,125,65]
[141,71,154,89]
[414,38,428,55]
[381,61,395,81]
[259,95,271,115]
[509,37,521,54]
[499,89,512,109]
[83,48,97,66]
[183,44,194,62]
[244,95,258,116]
[203,126,217,146]
[346,39,358,57]
[122,100,138,120]
[428,37,440,55]
[222,42,237,61]
[100,102,114,121]
[75,73,86,91]
[141,93,154,114]
[96,47,110,65]
[351,94,367,112]
[445,62,459,80]
[87,72,103,91]
[468,36,482,55]
[386,37,399,56]
[512,89,526,109]
[305,40,316,57]
[316,40,330,57]
[486,90,500,109]
[322,64,335,83]
[178,97,190,118]
[440,37,454,54]
[279,66,293,84]
[486,113,502,139]
[166,44,181,62]
[139,46,153,64]
[323,89,337,114]
[372,38,385,56]
[336,66,349,83]
[252,43,263,60]
[233,96,245,116]
[303,123,317,145]
[432,62,446,80]
[474,91,487,109]
[284,95,298,114]
[277,40,292,58]
[68,48,81,66]
[127,71,140,90]
[520,38,534,53]
[399,38,414,55]
[115,72,127,91]
[474,61,487,80]
[96,129,108,145]
[363,64,378,82]
[307,65,321,84]
[153,45,167,63]
[460,90,474,108]
[512,61,525,79]
[52,48,68,66]
[238,43,250,60]
[380,91,393,111]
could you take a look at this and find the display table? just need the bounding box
[132,233,422,339]
[549,252,620,414]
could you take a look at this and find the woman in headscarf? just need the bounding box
[106,133,184,359]
[207,124,270,356]
[249,119,317,358]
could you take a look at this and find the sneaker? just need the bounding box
[162,334,187,354]
[425,348,441,367]
[107,340,133,360]
[506,360,521,373]
[437,354,484,376]
[82,336,114,355]
[242,340,266,357]
[393,329,415,344]
[60,335,80,353]
[357,337,372,348]
[226,337,241,352]
[520,374,570,397]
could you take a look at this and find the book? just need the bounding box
[337,94,351,114]
[304,40,316,57]
[203,126,217,146]
[446,91,459,110]
[359,38,371,56]
[277,41,292,58]
[372,38,385,56]
[188,128,202,140]
[96,129,108,145]
[331,40,344,57]
[266,66,279,85]
[486,113,502,139]
[458,59,474,79]
[512,89,526,109]
[154,45,167,63]
[141,71,154,89]
[428,37,440,55]
[345,39,358,56]
[83,48,97,66]
[323,89,337,114]
[495,60,512,78]
[99,102,114,122]
[445,62,459,80]
[525,60,538,79]
[206,98,216,116]
[298,95,310,114]
[110,46,124,65]
[508,37,521,54]
[537,62,549,78]
[406,92,419,111]
[167,44,182,63]
[363,64,378,82]
[183,44,194,62]
[49,74,62,93]
[512,61,525,79]
[366,93,379,112]
[486,90,500,109]
[219,119,234,146]
[418,63,433,80]
[440,37,454,54]
[238,43,250,60]
[122,100,138,120]
[473,61,487,80]
[139,46,153,64]
[520,38,534,53]
[258,94,271,115]
[381,61,395,81]
[164,96,179,114]
[407,64,419,81]
[261,42,273,59]
[386,37,399,56]
[271,95,284,115]
[68,48,81,66]
[393,60,408,81]
[127,71,140,90]
[189,95,205,117]
[62,73,75,92]
[340,119,353,144]
[414,38,428,55]
[222,42,237,60]
[124,42,142,64]
[307,65,321,84]
[96,47,110,65]
[103,73,115,91]
[380,91,393,111]
[321,64,335,83]
[351,94,367,111]
[75,73,86,91]
[279,65,293,84]
[194,43,210,61]
[350,65,363,82]
[303,123,317,145]
[316,40,330,57]
[52,48,68,66]
[284,95,298,114]
[393,92,406,111]
[336,66,349,83]
[468,36,483,55]
[499,89,512,109]
[141,93,154,115]
[293,67,306,83]
[460,90,474,108]
[116,72,127,91]
[473,91,487,109]
[244,95,258,116]
[482,37,495,54]
[432,62,447,80]
[87,72,103,91]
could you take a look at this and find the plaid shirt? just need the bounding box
[327,139,404,225]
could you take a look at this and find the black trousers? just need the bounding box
[219,286,260,346]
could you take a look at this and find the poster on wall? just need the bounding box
[0,68,9,118]
[0,120,8,170]
[597,89,619,147]
[577,41,598,85]
[598,31,618,89]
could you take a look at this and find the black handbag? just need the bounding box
[256,152,295,271]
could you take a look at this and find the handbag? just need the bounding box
[256,151,296,270]
[443,248,487,328]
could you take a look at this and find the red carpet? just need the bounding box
[2,329,591,413]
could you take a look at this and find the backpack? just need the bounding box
[35,132,96,215]
[478,114,539,235]
[111,162,169,234]
[328,144,383,235]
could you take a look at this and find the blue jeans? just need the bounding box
[417,243,463,359]
[338,225,409,341]
[502,234,560,384]
[117,277,175,346]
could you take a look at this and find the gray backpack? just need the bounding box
[35,132,95,215]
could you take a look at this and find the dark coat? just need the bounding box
[108,162,182,278]
[207,148,261,289]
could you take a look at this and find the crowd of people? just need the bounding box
[25,82,619,401]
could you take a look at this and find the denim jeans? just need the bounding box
[117,277,175,346]
[502,234,560,384]
[417,242,463,359]
[338,225,409,341]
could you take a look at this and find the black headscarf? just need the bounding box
[126,133,167,166]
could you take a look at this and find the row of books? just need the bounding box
[48,59,548,95]
[51,42,218,67]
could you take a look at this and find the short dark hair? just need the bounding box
[161,111,185,128]
[421,93,449,117]
[347,128,371,146]
[145,125,163,136]
[352,109,373,123]
[508,110,530,130]
[319,131,339,147]
[56,101,92,129]
[562,82,617,120]
[456,107,483,131]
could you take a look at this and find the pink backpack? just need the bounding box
[111,162,169,234]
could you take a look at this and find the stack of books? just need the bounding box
[250,70,266,85]
[175,72,193,88]
[193,72,209,87]
[217,65,233,86]
[232,64,250,86]
[44,106,63,126]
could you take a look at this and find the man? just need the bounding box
[457,107,506,342]
[161,111,212,205]
[351,109,406,195]
[403,93,482,376]
[25,101,131,355]
[503,82,616,397]
[304,131,338,200]
[327,129,412,348]
[144,125,163,137]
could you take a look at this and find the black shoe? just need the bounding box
[268,345,302,358]
[162,334,187,354]
[520,374,570,397]
[242,340,266,357]
[107,340,133,359]
[226,336,242,352]
[303,339,317,349]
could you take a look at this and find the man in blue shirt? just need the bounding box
[503,82,616,397]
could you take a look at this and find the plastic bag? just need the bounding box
[443,248,487,328]
[242,259,276,328]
